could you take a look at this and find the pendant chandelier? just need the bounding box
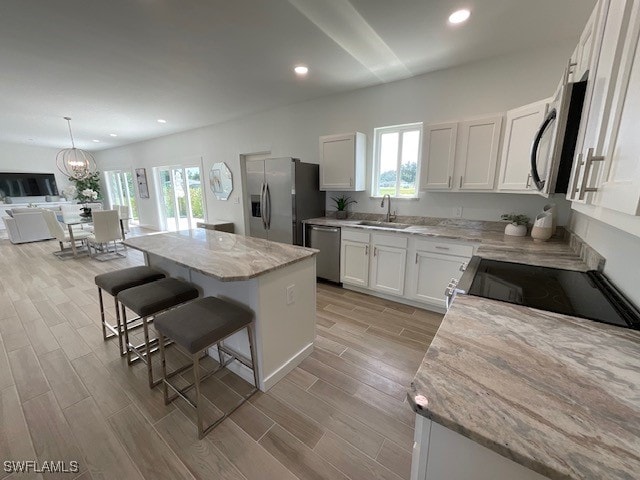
[56,117,97,180]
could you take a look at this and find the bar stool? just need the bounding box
[94,266,166,355]
[154,296,259,439]
[117,277,199,388]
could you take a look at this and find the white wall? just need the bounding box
[95,41,577,233]
[569,211,640,305]
[0,142,71,201]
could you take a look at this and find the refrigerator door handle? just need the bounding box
[265,182,272,230]
[260,182,267,229]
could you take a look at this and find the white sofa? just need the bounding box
[2,208,55,244]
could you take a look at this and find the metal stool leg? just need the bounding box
[159,334,169,405]
[122,304,133,365]
[193,353,204,439]
[142,315,160,388]
[247,325,259,389]
[115,297,125,355]
[98,287,107,341]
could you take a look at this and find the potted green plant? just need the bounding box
[332,195,357,219]
[501,213,530,237]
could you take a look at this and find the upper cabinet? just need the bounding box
[497,99,548,193]
[592,0,640,215]
[457,115,503,191]
[421,115,503,192]
[568,0,640,218]
[319,132,366,191]
[572,6,598,82]
[421,122,458,190]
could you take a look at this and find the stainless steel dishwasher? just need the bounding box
[307,224,341,283]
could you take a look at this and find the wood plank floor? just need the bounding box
[0,234,443,480]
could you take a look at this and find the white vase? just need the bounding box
[534,212,554,229]
[542,203,557,234]
[531,212,554,242]
[505,223,527,237]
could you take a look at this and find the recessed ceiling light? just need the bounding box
[157,118,167,124]
[92,139,100,143]
[109,133,117,137]
[448,9,471,24]
[294,65,309,76]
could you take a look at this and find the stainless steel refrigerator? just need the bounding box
[245,158,325,245]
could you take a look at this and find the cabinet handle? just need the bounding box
[435,245,450,251]
[365,245,369,256]
[578,148,605,200]
[448,176,452,188]
[415,252,418,264]
[526,174,532,189]
[459,176,463,189]
[373,247,377,257]
[569,153,584,200]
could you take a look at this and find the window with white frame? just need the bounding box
[372,123,422,198]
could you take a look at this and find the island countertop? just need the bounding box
[408,294,640,480]
[124,229,318,282]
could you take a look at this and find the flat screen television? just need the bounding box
[0,172,59,197]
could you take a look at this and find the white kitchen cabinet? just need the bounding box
[497,99,548,192]
[592,0,640,215]
[411,416,549,480]
[369,234,407,296]
[456,115,503,191]
[568,0,630,203]
[319,132,366,191]
[340,229,370,287]
[575,6,598,81]
[421,122,458,190]
[408,240,472,308]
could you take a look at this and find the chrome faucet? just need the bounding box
[380,194,395,222]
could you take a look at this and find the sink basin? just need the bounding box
[357,221,411,230]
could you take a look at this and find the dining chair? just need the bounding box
[87,210,124,260]
[119,205,131,235]
[42,210,92,255]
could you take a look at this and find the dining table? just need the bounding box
[57,212,130,257]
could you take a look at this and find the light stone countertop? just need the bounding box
[408,294,640,480]
[304,217,590,271]
[124,229,318,282]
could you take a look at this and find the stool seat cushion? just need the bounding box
[154,297,253,354]
[95,266,165,296]
[117,278,199,317]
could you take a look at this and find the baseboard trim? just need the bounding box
[341,284,446,314]
[207,341,314,392]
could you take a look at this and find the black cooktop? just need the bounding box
[467,259,640,329]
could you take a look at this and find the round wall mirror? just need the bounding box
[209,162,233,200]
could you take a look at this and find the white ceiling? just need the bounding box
[0,0,596,151]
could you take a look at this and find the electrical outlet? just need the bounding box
[286,284,295,305]
[453,206,463,218]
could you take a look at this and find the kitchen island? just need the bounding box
[124,229,318,391]
[408,294,640,480]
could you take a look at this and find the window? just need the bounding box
[105,170,139,222]
[372,123,422,197]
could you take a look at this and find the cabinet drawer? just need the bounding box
[342,228,370,243]
[415,239,473,258]
[372,233,408,249]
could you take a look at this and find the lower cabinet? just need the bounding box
[409,250,469,308]
[340,228,474,311]
[411,416,549,480]
[340,239,369,287]
[370,234,407,296]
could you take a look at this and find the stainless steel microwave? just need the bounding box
[530,80,587,197]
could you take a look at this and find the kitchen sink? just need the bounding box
[357,221,411,229]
